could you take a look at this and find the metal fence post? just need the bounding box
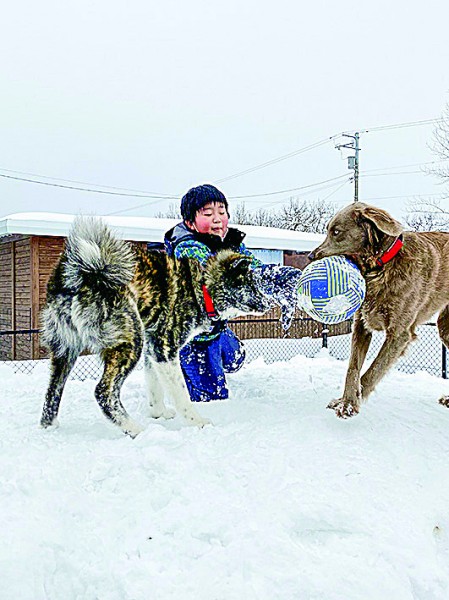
[443,344,447,379]
[322,328,329,349]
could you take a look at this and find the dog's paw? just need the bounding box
[123,420,145,438]
[327,399,359,419]
[189,415,213,428]
[39,418,60,430]
[438,395,449,408]
[150,407,176,420]
[197,417,212,428]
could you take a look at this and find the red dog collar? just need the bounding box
[202,284,217,319]
[375,235,403,267]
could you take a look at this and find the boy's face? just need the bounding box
[187,202,229,237]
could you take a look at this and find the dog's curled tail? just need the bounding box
[64,216,136,291]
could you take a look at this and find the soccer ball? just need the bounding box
[297,256,366,324]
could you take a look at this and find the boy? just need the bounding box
[164,184,258,402]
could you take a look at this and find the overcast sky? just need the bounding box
[1,0,449,224]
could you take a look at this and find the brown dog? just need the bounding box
[309,202,449,418]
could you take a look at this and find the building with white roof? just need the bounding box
[0,212,324,361]
[0,211,323,251]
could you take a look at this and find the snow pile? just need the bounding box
[1,353,449,599]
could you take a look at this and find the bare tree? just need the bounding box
[232,203,282,228]
[429,103,449,182]
[155,202,180,219]
[232,202,252,225]
[405,198,449,231]
[247,208,280,227]
[233,198,335,233]
[277,198,335,233]
[157,197,336,234]
[404,103,449,231]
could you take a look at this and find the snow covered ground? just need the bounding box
[2,350,449,600]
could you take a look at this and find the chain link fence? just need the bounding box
[0,321,447,380]
[325,323,447,378]
[242,322,447,378]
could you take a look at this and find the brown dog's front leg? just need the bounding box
[328,314,372,418]
[360,329,413,400]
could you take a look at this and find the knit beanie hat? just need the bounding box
[180,184,229,223]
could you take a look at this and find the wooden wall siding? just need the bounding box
[0,243,13,322]
[38,237,65,311]
[229,306,353,340]
[31,237,40,358]
[13,238,32,359]
[37,236,65,358]
[0,242,13,360]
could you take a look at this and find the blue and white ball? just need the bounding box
[297,256,366,324]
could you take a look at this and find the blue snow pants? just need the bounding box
[179,327,246,402]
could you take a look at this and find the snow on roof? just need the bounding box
[0,212,324,251]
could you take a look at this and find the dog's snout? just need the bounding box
[308,250,316,261]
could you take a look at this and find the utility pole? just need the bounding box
[335,132,360,203]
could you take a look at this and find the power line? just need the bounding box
[363,193,444,201]
[0,167,177,196]
[244,178,352,212]
[213,136,338,184]
[0,172,177,199]
[361,170,424,177]
[0,116,443,212]
[113,163,438,215]
[362,158,448,173]
[228,160,436,201]
[245,185,444,216]
[1,118,442,197]
[0,157,438,214]
[321,179,352,202]
[335,132,360,202]
[215,118,441,186]
[238,183,444,215]
[101,175,352,216]
[106,199,176,216]
[333,120,442,202]
[362,117,442,133]
[115,174,352,215]
[228,173,349,199]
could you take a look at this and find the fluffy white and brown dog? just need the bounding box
[40,217,272,437]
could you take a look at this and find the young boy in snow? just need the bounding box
[164,184,258,402]
[164,183,303,403]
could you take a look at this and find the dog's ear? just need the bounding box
[228,255,252,275]
[359,205,403,237]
